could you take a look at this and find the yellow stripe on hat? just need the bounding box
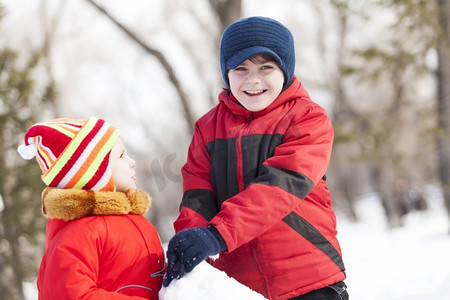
[64,123,118,189]
[73,127,119,189]
[30,136,52,171]
[37,147,53,171]
[34,136,59,171]
[42,117,98,185]
[59,121,112,188]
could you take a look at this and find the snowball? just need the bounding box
[159,261,267,300]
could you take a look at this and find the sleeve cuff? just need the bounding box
[207,225,227,251]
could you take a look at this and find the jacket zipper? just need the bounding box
[235,114,253,192]
[236,113,269,297]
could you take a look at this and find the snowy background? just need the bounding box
[338,187,450,300]
[24,186,450,300]
[2,1,449,299]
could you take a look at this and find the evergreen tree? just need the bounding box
[0,6,56,299]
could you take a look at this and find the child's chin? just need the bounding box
[117,185,136,193]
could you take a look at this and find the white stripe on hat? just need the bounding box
[90,167,112,191]
[57,122,111,189]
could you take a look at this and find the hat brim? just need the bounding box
[226,46,283,69]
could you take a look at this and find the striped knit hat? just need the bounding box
[17,117,120,191]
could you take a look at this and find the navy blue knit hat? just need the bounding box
[219,16,295,91]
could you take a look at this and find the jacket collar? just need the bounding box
[218,76,310,119]
[41,188,150,221]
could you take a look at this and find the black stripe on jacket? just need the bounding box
[283,212,346,272]
[250,164,314,200]
[241,134,284,188]
[180,189,217,221]
[207,138,239,207]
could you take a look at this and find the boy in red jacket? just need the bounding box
[18,116,165,299]
[164,17,348,300]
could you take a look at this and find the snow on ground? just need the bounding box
[25,186,450,299]
[338,187,450,300]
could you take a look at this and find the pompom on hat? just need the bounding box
[219,16,296,91]
[18,117,120,191]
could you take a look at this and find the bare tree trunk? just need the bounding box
[85,0,196,134]
[371,165,404,228]
[319,1,360,220]
[204,0,242,107]
[208,0,242,31]
[436,0,450,230]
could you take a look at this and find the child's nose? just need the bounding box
[245,71,261,83]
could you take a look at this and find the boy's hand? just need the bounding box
[163,226,226,287]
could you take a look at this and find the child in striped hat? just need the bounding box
[18,116,165,299]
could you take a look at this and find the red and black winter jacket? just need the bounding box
[174,76,346,300]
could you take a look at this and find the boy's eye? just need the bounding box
[233,66,246,71]
[261,65,274,70]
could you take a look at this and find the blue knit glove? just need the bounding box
[163,226,226,287]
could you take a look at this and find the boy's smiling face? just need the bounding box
[110,138,137,192]
[228,55,284,112]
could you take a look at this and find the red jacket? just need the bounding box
[174,77,346,299]
[37,188,165,299]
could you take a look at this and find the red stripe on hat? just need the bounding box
[70,125,117,190]
[48,119,105,188]
[82,152,110,190]
[63,125,114,189]
[36,151,50,171]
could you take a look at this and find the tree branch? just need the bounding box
[85,0,195,134]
